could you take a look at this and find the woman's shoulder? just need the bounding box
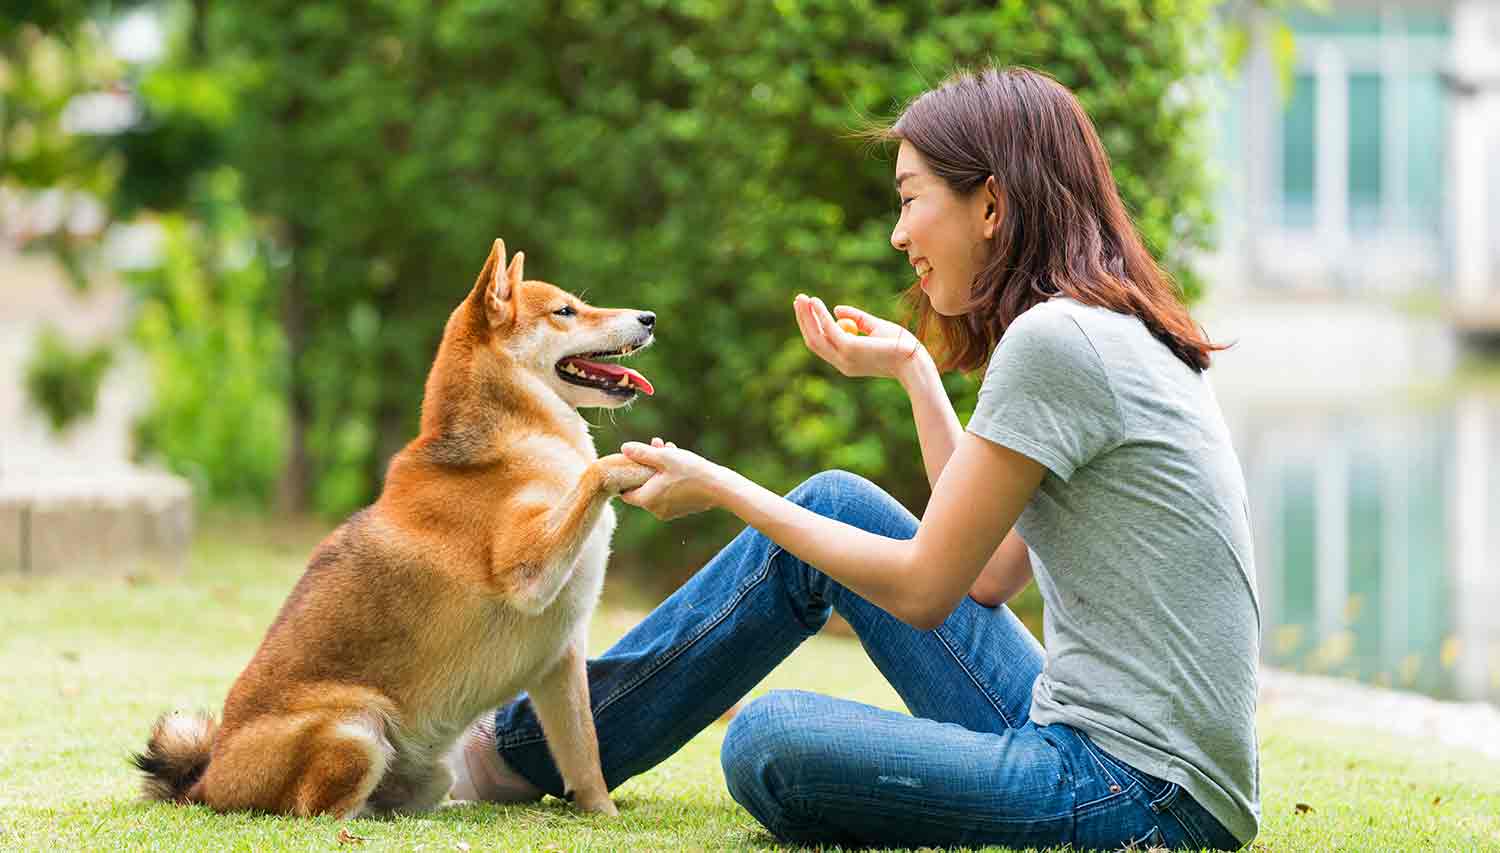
[1008,297,1158,358]
[1009,296,1117,333]
[987,299,1112,387]
[999,298,1106,358]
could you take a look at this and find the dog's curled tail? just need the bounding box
[131,710,218,803]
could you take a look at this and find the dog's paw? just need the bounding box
[596,454,654,494]
[574,793,619,816]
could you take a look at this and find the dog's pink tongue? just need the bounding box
[563,357,654,396]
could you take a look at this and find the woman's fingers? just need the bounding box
[619,477,661,509]
[809,296,837,334]
[792,295,815,344]
[794,294,839,364]
[792,295,816,346]
[808,296,847,358]
[621,441,665,467]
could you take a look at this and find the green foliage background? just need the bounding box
[20,0,1221,583]
[127,168,288,505]
[23,324,113,432]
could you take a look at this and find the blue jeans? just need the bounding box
[491,470,1243,850]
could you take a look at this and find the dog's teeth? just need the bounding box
[617,375,629,387]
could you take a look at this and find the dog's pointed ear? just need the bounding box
[504,249,524,291]
[472,238,520,328]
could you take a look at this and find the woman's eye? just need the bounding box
[900,196,913,207]
[554,305,576,317]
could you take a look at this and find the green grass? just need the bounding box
[3,513,1498,852]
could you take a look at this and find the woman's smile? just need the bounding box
[912,257,933,290]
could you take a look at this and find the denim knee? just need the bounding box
[721,691,814,837]
[785,469,877,516]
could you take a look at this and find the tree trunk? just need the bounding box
[277,225,311,515]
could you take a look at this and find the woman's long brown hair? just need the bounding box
[863,66,1225,373]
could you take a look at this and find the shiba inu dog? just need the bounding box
[133,238,657,818]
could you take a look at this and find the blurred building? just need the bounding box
[1206,0,1499,322]
[1198,2,1500,705]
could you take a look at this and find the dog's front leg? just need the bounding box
[528,638,614,814]
[490,454,652,614]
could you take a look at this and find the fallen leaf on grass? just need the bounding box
[1433,795,1443,806]
[1295,802,1315,814]
[337,828,367,845]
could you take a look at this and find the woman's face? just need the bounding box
[889,140,1000,316]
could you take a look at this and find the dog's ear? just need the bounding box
[472,238,523,328]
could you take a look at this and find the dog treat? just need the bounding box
[837,318,861,335]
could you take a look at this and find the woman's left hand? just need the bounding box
[618,438,726,521]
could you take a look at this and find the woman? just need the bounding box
[449,66,1258,851]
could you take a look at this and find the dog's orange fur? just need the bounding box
[133,238,656,818]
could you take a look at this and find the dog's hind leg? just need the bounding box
[201,710,392,817]
[528,639,615,815]
[290,713,393,818]
[367,758,454,815]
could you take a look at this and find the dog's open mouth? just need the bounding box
[556,342,654,397]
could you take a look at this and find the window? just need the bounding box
[1348,72,1384,231]
[1406,71,1446,235]
[1280,72,1318,228]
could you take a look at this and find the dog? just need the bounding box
[132,238,657,818]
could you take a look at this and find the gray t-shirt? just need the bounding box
[967,296,1261,844]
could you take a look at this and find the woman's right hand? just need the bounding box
[792,293,927,381]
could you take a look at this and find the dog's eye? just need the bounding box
[553,305,576,317]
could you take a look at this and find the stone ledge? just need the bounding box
[1259,667,1500,763]
[0,471,193,576]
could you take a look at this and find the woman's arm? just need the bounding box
[893,348,962,489]
[621,432,1044,630]
[896,349,1033,606]
[800,296,1033,605]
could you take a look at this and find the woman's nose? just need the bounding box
[890,225,909,252]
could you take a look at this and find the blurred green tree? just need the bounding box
[201,0,1219,576]
[0,2,132,283]
[127,166,288,505]
[23,323,113,432]
[11,1,1220,585]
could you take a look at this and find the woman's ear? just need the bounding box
[983,175,1003,239]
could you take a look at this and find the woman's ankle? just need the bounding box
[446,720,544,803]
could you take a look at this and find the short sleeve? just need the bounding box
[965,305,1121,481]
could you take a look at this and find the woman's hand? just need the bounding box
[792,293,926,382]
[618,438,726,521]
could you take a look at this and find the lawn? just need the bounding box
[2,512,1498,852]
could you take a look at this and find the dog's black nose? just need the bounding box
[637,312,656,329]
